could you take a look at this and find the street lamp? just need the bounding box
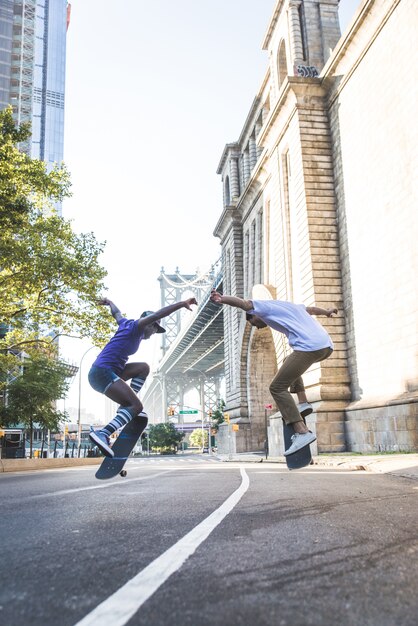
[77,346,96,456]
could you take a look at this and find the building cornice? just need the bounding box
[216,143,240,175]
[262,0,286,50]
[213,206,242,242]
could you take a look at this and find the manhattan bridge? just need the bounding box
[142,260,224,425]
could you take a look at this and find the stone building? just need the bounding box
[214,0,418,454]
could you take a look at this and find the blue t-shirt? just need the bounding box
[92,318,144,375]
[249,300,333,351]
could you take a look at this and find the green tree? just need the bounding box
[0,107,114,380]
[189,428,208,449]
[0,349,71,457]
[211,399,226,432]
[149,422,184,454]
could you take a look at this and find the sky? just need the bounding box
[60,0,362,423]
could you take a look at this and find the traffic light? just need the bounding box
[224,413,230,424]
[208,409,213,418]
[167,406,175,416]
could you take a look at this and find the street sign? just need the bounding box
[179,410,199,414]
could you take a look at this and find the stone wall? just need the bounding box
[325,0,418,449]
[215,0,417,454]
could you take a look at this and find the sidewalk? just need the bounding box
[0,457,101,473]
[216,452,418,481]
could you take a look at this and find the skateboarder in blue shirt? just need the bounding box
[89,296,197,457]
[209,290,337,456]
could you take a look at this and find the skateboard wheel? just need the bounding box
[120,470,127,477]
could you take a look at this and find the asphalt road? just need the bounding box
[1,455,417,626]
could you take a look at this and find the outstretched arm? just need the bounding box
[306,306,338,318]
[210,290,253,311]
[98,298,123,322]
[137,297,198,332]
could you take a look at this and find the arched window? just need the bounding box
[277,40,288,89]
[224,175,231,206]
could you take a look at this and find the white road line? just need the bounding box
[74,468,249,626]
[28,470,172,499]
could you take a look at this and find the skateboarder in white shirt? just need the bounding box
[210,290,338,455]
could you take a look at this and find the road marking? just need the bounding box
[27,470,172,499]
[74,468,249,626]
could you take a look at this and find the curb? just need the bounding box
[216,453,418,480]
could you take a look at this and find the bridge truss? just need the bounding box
[143,262,224,425]
[158,265,217,354]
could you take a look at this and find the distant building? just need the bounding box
[0,0,13,110]
[1,0,70,211]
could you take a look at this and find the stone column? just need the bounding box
[319,0,341,63]
[287,0,304,67]
[255,120,263,159]
[229,157,240,200]
[249,134,257,170]
[243,147,250,186]
[239,155,245,192]
[292,80,351,452]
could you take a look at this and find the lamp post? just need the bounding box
[77,346,96,456]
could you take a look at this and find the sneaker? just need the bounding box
[89,429,114,458]
[284,431,316,456]
[298,402,313,418]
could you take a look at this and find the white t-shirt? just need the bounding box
[249,300,333,351]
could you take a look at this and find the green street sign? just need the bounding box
[179,410,199,414]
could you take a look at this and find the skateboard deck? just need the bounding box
[283,417,312,470]
[95,414,148,480]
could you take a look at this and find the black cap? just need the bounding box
[140,311,166,333]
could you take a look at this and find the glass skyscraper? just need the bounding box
[1,0,69,211]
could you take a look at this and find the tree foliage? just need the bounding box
[0,107,114,380]
[0,349,70,432]
[189,428,208,449]
[210,399,226,432]
[149,422,184,454]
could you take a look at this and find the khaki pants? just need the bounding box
[269,347,333,425]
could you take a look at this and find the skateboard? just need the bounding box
[95,414,148,480]
[283,416,312,470]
